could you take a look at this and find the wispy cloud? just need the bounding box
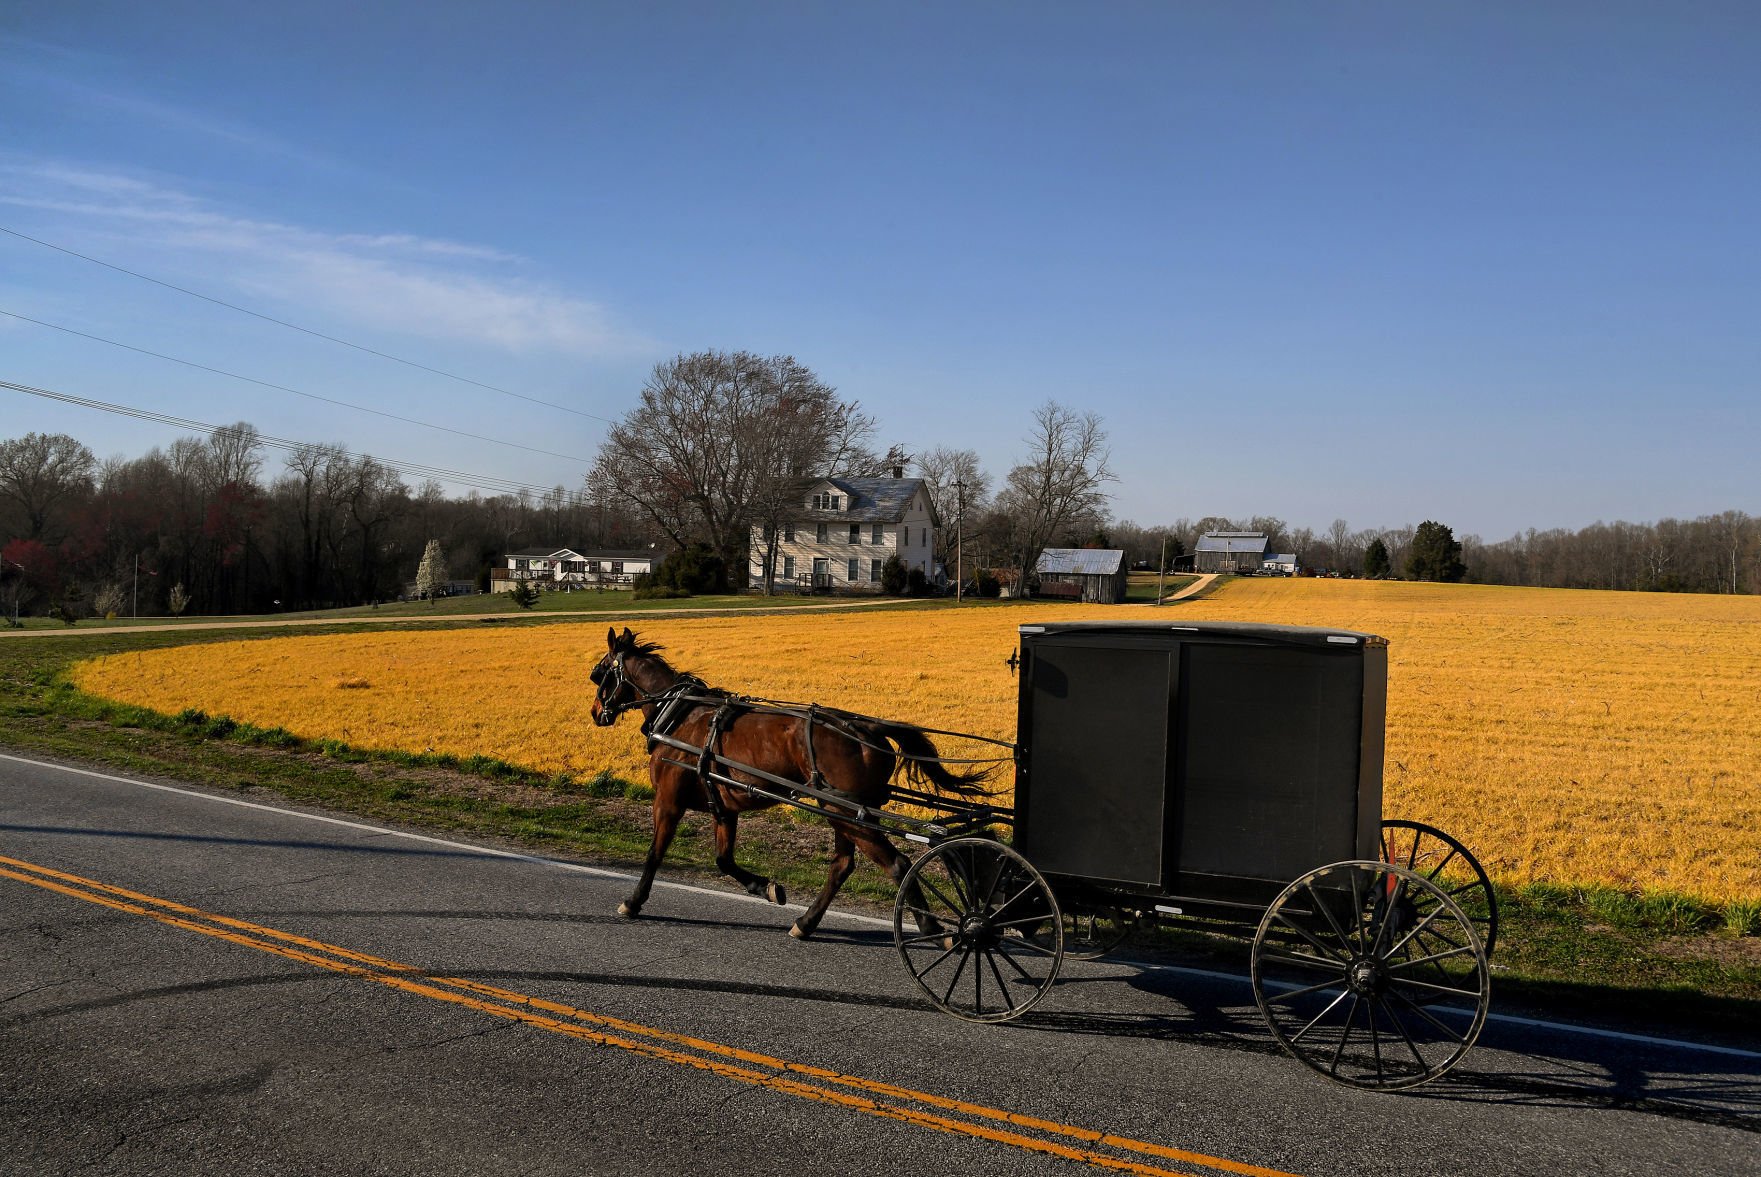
[0,161,648,356]
[1,35,345,173]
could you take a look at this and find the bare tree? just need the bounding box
[996,402,1116,592]
[0,432,97,541]
[914,447,992,574]
[592,351,875,592]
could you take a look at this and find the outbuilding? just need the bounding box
[1034,548,1129,604]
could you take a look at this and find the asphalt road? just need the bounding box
[3,751,1757,1176]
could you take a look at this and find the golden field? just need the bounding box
[73,579,1761,904]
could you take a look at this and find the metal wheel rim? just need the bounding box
[893,837,1063,1023]
[1251,860,1491,1091]
[1380,820,1500,959]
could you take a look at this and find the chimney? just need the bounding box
[891,465,904,479]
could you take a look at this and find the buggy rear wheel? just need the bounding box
[893,838,1063,1023]
[1381,820,1500,959]
[1251,860,1490,1090]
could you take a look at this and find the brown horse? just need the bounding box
[589,627,990,938]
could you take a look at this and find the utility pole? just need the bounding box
[954,479,966,603]
[1157,533,1168,605]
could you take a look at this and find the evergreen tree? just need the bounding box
[1363,537,1391,579]
[1406,520,1467,582]
[510,579,540,609]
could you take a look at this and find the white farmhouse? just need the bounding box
[749,472,937,593]
[494,547,655,591]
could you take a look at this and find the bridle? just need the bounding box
[592,648,709,730]
[591,652,640,726]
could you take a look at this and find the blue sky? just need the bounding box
[2,2,1756,540]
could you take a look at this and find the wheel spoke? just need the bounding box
[1423,846,1461,884]
[899,930,956,948]
[1385,944,1479,972]
[972,944,986,1014]
[996,946,1037,983]
[1376,994,1432,1072]
[1260,951,1349,975]
[1288,987,1352,1045]
[983,948,1014,1004]
[994,879,1044,919]
[1287,895,1352,961]
[994,934,1059,959]
[940,945,974,1005]
[916,875,965,919]
[1365,994,1385,1086]
[1388,986,1471,1044]
[1388,976,1483,1005]
[1263,976,1351,1004]
[1328,995,1362,1075]
[913,939,962,978]
[1387,900,1453,960]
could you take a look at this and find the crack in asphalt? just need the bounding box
[1,977,80,1005]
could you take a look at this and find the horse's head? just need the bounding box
[590,626,660,727]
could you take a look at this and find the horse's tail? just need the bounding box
[864,720,996,796]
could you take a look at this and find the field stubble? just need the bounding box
[72,579,1761,908]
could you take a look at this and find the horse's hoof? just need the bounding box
[789,922,809,940]
[766,881,787,906]
[618,902,640,919]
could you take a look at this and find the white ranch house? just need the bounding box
[750,473,936,593]
[494,547,655,591]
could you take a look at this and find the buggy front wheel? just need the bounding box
[893,838,1063,1023]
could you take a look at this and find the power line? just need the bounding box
[0,224,618,426]
[2,378,588,500]
[0,308,594,465]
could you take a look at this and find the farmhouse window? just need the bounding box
[783,523,795,542]
[783,555,795,579]
[848,523,861,544]
[871,524,883,544]
[587,560,600,573]
[847,558,859,581]
[816,523,828,543]
[611,562,624,575]
[870,559,881,582]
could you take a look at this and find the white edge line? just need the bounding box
[6,749,1759,1063]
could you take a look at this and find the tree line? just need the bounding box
[4,349,1755,616]
[0,426,652,620]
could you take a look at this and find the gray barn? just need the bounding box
[1035,548,1128,603]
[1194,531,1269,574]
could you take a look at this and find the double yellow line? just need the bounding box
[1,853,1300,1177]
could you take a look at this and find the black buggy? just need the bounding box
[643,620,1498,1091]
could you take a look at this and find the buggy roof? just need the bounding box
[1017,620,1386,648]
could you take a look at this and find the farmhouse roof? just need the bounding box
[1195,531,1269,555]
[799,476,935,525]
[1036,548,1126,576]
[508,547,578,559]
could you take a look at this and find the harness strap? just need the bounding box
[696,700,737,819]
[804,703,825,790]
